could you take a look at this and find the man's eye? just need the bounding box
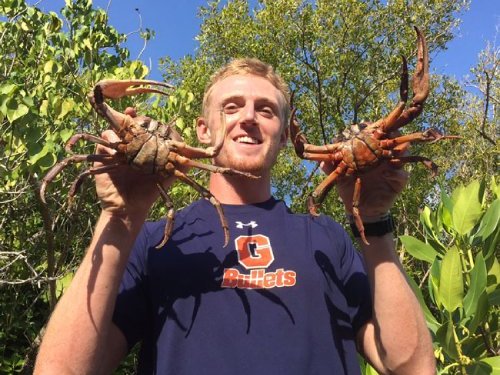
[223,104,239,114]
[259,107,275,117]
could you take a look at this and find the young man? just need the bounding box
[35,58,435,374]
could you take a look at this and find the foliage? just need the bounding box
[0,0,209,371]
[442,35,498,187]
[1,0,498,373]
[401,178,499,374]
[0,0,155,371]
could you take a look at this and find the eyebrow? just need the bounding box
[220,94,280,109]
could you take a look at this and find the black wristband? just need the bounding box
[350,216,395,238]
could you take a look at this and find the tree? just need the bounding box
[0,0,148,371]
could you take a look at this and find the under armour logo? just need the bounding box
[235,221,258,229]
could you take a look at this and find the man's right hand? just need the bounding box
[94,109,176,222]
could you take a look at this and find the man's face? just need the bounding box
[198,74,288,175]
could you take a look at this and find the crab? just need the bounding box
[290,27,459,244]
[40,79,258,248]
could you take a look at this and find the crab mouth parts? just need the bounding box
[234,136,261,145]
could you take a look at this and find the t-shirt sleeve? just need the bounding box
[112,224,152,351]
[338,228,373,333]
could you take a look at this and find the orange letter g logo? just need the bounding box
[234,235,274,269]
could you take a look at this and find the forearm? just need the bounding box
[34,211,144,374]
[359,233,435,374]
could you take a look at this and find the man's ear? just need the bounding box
[196,117,212,145]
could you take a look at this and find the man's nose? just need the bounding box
[240,103,257,125]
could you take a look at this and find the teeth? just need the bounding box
[236,136,259,144]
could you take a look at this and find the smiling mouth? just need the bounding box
[234,136,261,144]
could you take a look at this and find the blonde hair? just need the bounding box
[202,58,290,126]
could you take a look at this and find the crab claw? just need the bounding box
[379,27,429,134]
[289,108,307,157]
[411,27,430,107]
[422,129,462,144]
[88,79,174,134]
[93,79,175,101]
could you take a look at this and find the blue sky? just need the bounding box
[34,0,498,82]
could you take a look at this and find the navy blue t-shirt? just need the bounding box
[113,197,372,374]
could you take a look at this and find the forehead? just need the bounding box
[208,74,283,106]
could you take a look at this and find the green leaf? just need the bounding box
[400,235,440,263]
[466,362,493,375]
[175,117,185,130]
[481,355,500,368]
[420,206,435,236]
[486,256,500,294]
[487,288,500,306]
[429,259,441,307]
[466,292,489,334]
[474,199,500,240]
[28,142,54,165]
[6,103,29,123]
[406,273,440,333]
[56,272,74,298]
[491,177,499,199]
[452,181,483,235]
[43,60,59,74]
[439,246,464,312]
[440,191,454,229]
[58,98,75,119]
[436,319,459,360]
[59,128,74,143]
[463,253,487,317]
[40,99,49,116]
[0,83,18,95]
[365,363,379,375]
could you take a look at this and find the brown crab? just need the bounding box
[290,27,459,244]
[40,79,258,248]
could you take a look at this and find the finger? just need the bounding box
[393,141,411,156]
[124,107,137,117]
[320,161,335,175]
[101,129,120,142]
[95,130,120,156]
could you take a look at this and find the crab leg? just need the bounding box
[299,151,344,163]
[64,133,124,154]
[351,177,370,245]
[165,110,231,160]
[40,154,119,203]
[155,183,176,249]
[308,161,349,215]
[389,156,438,176]
[169,152,259,179]
[68,163,123,203]
[380,129,460,148]
[170,169,230,247]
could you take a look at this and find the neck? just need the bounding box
[209,171,272,205]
